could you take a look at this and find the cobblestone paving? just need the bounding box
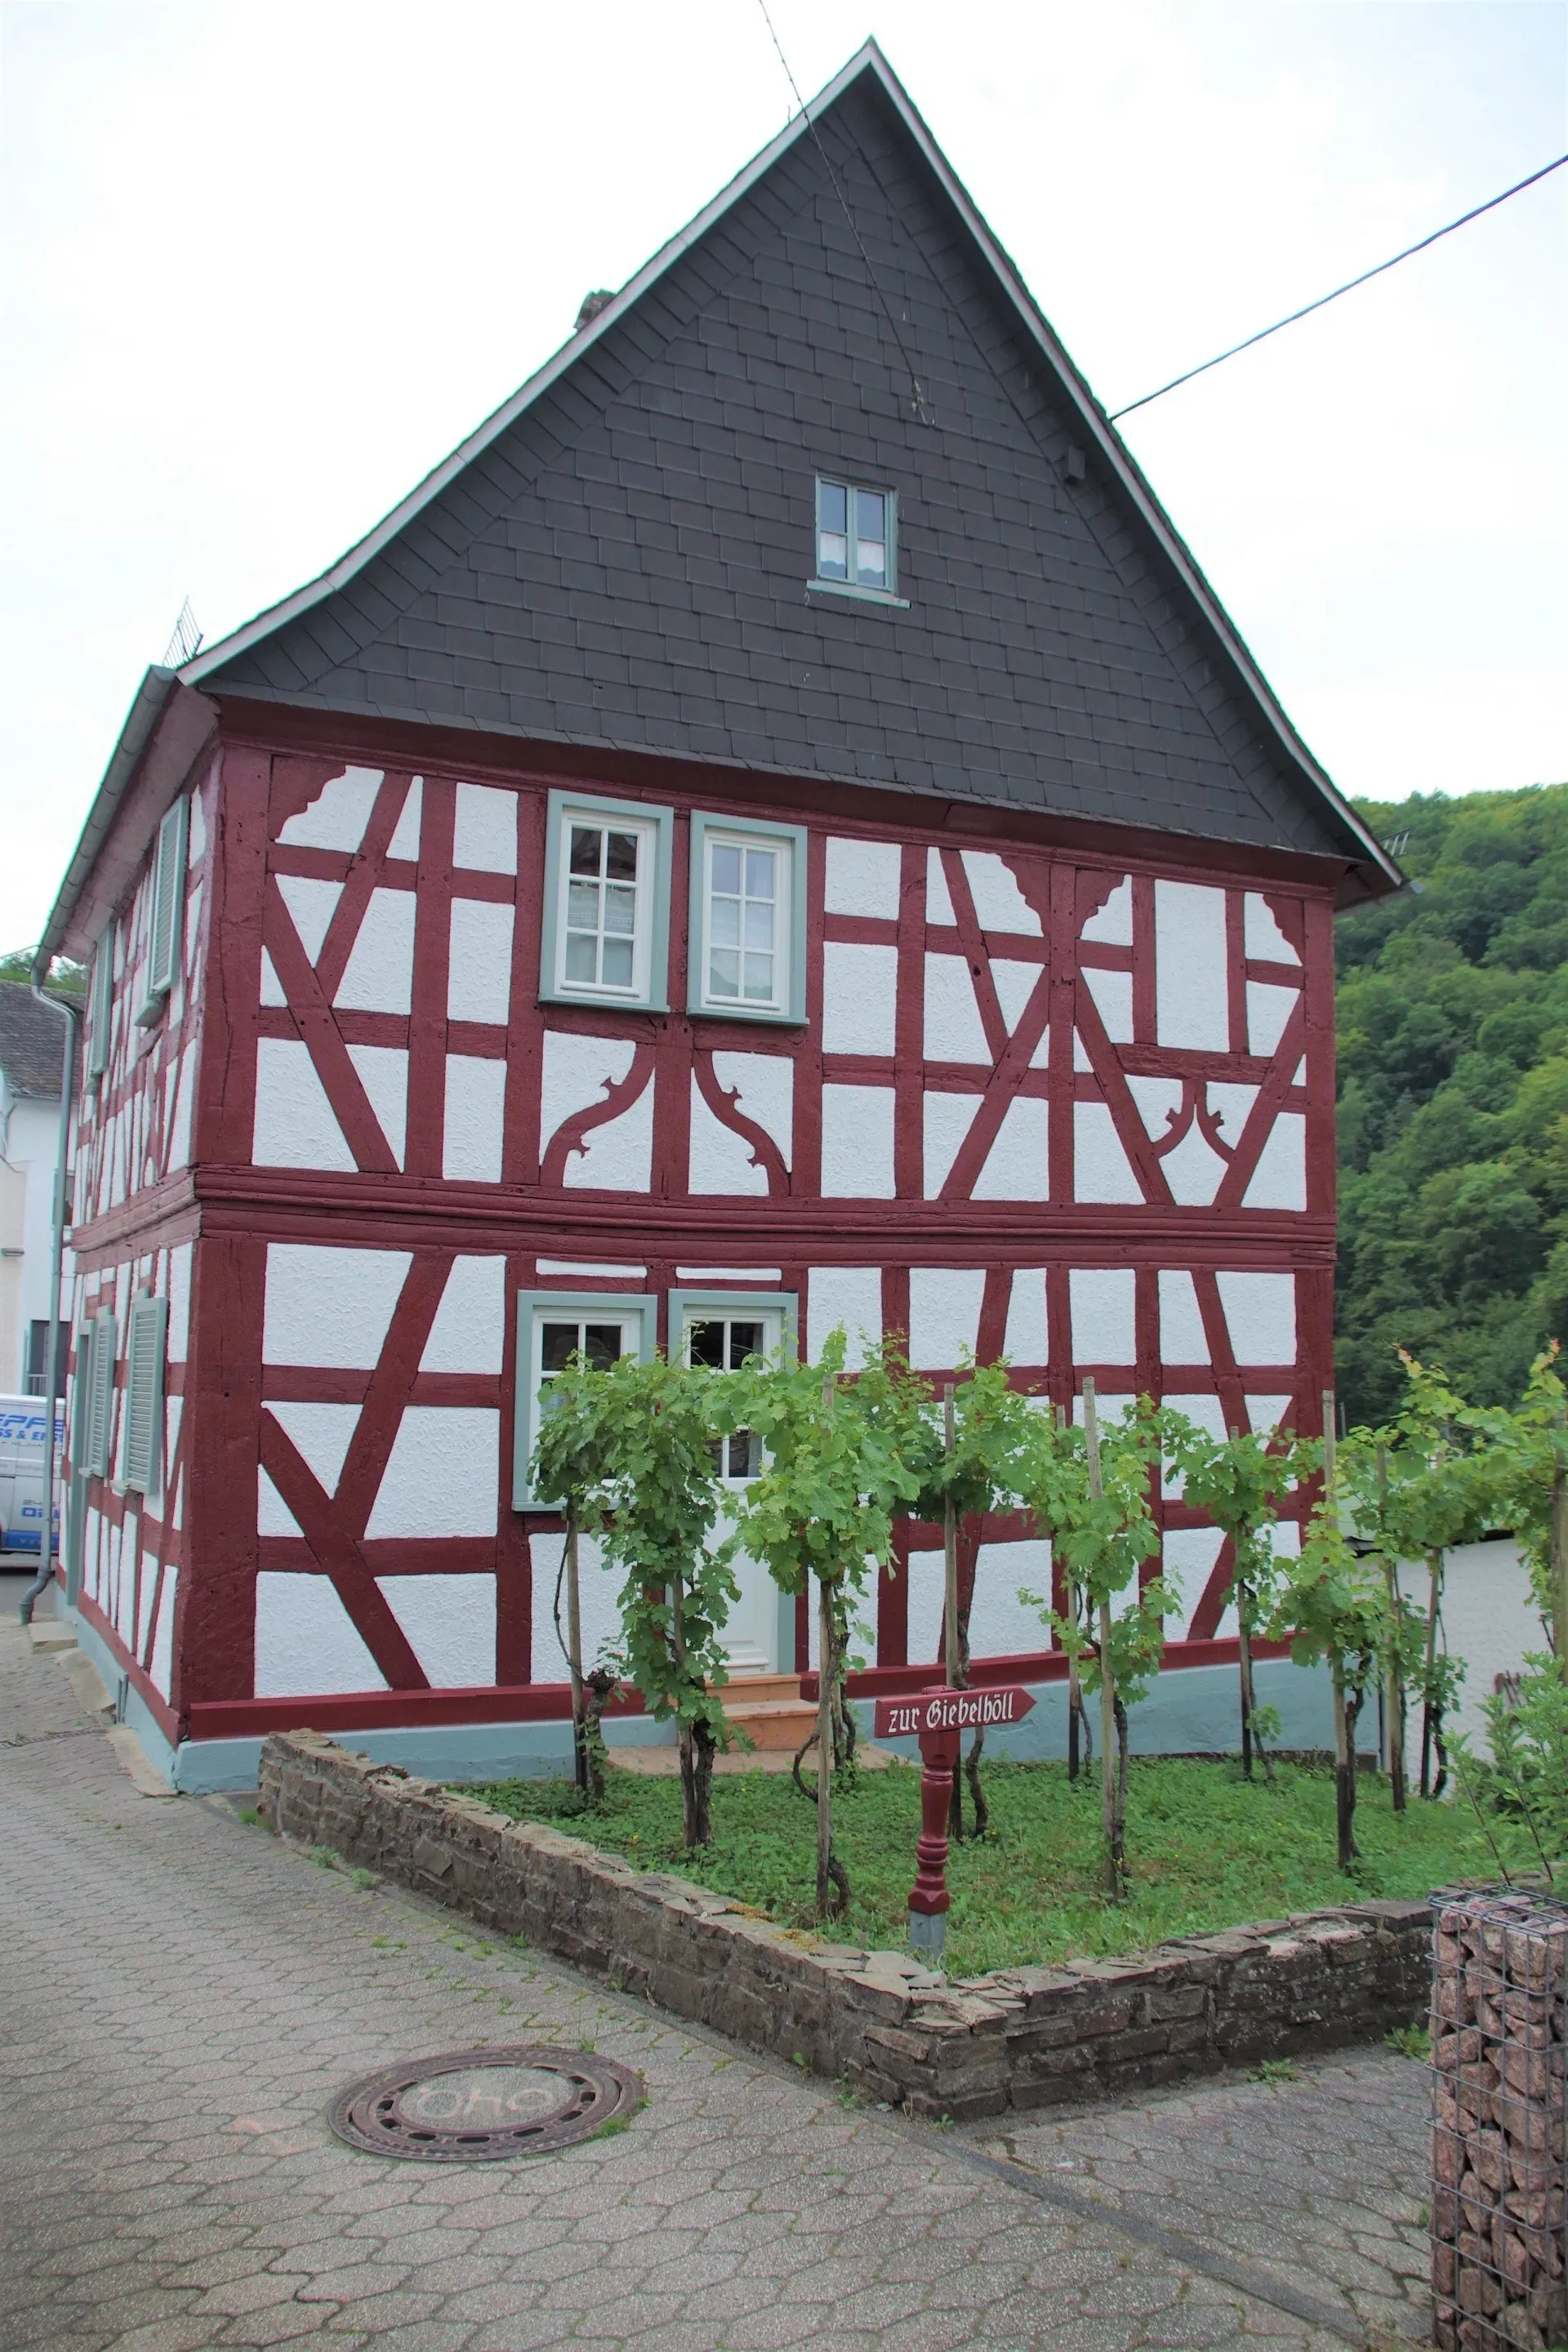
[2,1592,1429,2352]
[971,2051,1430,2345]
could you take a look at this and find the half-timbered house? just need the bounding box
[38,43,1399,1788]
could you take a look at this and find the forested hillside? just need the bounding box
[1335,781,1568,1423]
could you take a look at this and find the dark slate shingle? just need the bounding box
[200,71,1356,866]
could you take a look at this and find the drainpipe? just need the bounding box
[18,973,79,1626]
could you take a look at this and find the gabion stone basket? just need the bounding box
[1430,1890,1567,2350]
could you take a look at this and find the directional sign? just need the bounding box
[879,1685,1040,1961]
[873,1684,1036,1743]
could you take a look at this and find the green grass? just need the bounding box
[463,1756,1533,1976]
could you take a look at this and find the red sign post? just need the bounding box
[871,1686,1036,1959]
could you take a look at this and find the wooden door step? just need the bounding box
[712,1673,804,1706]
[722,1699,819,1753]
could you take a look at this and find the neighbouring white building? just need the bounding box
[1398,1538,1548,1772]
[0,983,69,1400]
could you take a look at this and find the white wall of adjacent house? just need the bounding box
[0,1084,64,1394]
[1394,1537,1548,1777]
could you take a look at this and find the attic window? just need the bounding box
[810,479,907,608]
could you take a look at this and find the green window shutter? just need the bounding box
[87,923,114,1085]
[83,1316,103,1477]
[67,1323,91,1477]
[122,1294,167,1495]
[139,799,188,1022]
[86,1310,118,1479]
[64,1326,92,1591]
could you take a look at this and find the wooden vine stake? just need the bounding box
[1323,1388,1357,1868]
[1060,1402,1085,1780]
[1375,1440,1407,1812]
[1421,1526,1444,1799]
[817,1365,836,1921]
[1084,1379,1124,1900]
[1552,1405,1568,1660]
[942,1382,967,1839]
[942,1384,960,1687]
[564,1508,588,1793]
[1228,1421,1261,1782]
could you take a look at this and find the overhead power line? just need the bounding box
[753,1,931,422]
[1109,151,1568,421]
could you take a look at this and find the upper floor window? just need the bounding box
[541,790,673,1012]
[688,813,807,1025]
[815,479,898,596]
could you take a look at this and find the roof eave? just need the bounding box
[39,672,220,967]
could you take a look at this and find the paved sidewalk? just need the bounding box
[970,2052,1430,2346]
[1,1592,1430,2352]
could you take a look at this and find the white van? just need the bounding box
[0,1395,63,1559]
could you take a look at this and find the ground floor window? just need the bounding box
[511,1290,657,1508]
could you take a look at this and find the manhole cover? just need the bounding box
[327,2044,642,2161]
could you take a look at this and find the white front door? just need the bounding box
[683,1305,783,1676]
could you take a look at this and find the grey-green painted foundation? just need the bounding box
[60,1592,1362,1794]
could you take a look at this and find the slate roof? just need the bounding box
[0,984,69,1099]
[185,42,1395,889]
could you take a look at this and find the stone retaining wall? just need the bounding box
[1430,1890,1567,2350]
[259,1731,1432,2119]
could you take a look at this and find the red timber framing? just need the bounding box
[63,705,1341,1743]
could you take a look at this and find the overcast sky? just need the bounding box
[2,0,1564,955]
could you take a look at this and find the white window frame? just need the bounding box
[138,797,188,1026]
[673,1289,796,1478]
[687,814,808,1026]
[540,790,674,1012]
[512,1290,658,1508]
[120,1290,168,1497]
[809,477,907,609]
